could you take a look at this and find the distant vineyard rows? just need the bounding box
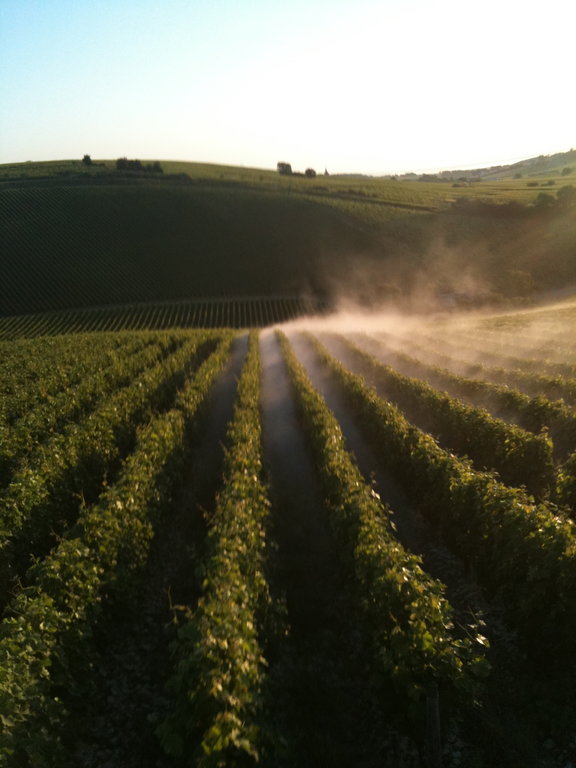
[1,323,576,765]
[0,296,327,340]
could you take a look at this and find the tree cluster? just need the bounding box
[277,162,317,178]
[115,158,163,174]
[277,162,292,175]
[535,185,575,208]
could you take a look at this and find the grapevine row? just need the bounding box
[0,331,228,606]
[356,333,576,462]
[0,334,235,763]
[354,332,576,515]
[158,331,271,765]
[278,332,486,704]
[323,333,554,499]
[378,330,576,405]
[0,296,328,340]
[308,335,576,670]
[0,334,184,485]
[0,331,155,424]
[418,329,576,378]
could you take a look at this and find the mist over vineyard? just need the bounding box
[1,156,576,767]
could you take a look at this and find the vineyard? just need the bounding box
[2,165,575,325]
[1,301,576,767]
[0,297,327,341]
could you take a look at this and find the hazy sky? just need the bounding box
[1,0,574,174]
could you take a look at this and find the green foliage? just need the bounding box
[310,335,576,669]
[0,300,575,759]
[0,333,236,763]
[0,333,179,484]
[158,331,271,766]
[277,332,487,707]
[329,334,555,498]
[535,191,555,207]
[0,333,222,605]
[556,452,576,512]
[368,333,576,462]
[557,184,576,206]
[0,332,151,423]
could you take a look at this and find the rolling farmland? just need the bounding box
[2,160,575,324]
[1,302,576,767]
[1,158,576,766]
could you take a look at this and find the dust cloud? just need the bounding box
[275,287,576,373]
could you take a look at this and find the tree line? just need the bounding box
[277,162,318,178]
[82,155,163,174]
[115,158,163,173]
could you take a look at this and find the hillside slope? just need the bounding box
[1,163,574,319]
[0,180,374,316]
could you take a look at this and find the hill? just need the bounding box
[394,147,576,182]
[0,157,575,335]
[2,157,576,765]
